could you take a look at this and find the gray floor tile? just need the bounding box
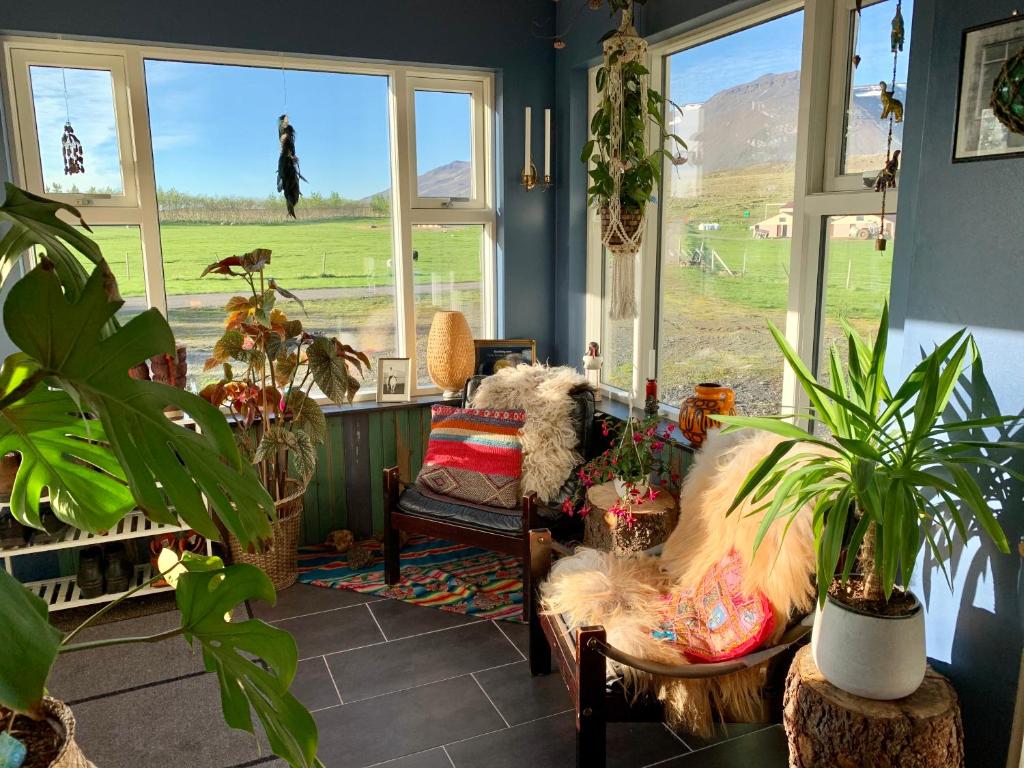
[250,583,376,622]
[493,619,529,658]
[473,661,572,726]
[73,673,263,768]
[680,721,776,752]
[326,621,521,703]
[375,747,455,767]
[367,597,481,640]
[656,725,787,766]
[274,602,384,659]
[49,609,204,702]
[291,656,343,711]
[445,711,689,768]
[314,675,505,768]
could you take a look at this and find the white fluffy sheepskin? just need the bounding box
[469,364,588,502]
[541,428,822,736]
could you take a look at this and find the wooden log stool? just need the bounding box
[583,482,677,556]
[783,645,964,768]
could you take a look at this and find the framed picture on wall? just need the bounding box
[954,15,1024,161]
[376,357,412,402]
[473,339,537,376]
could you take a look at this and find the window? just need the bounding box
[586,0,911,419]
[2,40,496,399]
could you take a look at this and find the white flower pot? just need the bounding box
[811,592,926,700]
[613,477,650,499]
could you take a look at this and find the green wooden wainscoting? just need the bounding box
[301,403,434,545]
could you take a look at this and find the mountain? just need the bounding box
[366,160,471,201]
[680,71,905,174]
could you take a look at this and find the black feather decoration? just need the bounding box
[277,114,307,218]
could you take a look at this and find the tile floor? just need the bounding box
[49,584,790,767]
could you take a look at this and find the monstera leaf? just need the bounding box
[0,183,105,305]
[2,262,274,547]
[0,356,134,530]
[0,568,60,714]
[175,556,322,768]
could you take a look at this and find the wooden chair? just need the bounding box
[526,529,811,768]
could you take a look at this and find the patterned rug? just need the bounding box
[297,534,524,622]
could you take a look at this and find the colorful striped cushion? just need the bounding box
[416,406,526,509]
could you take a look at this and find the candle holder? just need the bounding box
[521,161,538,191]
[543,174,553,188]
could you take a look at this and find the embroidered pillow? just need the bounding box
[652,549,775,663]
[416,406,526,509]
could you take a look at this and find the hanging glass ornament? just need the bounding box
[62,122,85,175]
[992,46,1024,135]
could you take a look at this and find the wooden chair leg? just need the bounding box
[528,527,552,676]
[383,467,401,586]
[576,626,607,768]
[520,493,538,624]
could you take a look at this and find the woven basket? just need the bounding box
[228,479,304,590]
[45,697,96,768]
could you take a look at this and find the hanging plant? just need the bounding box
[580,0,685,319]
[62,122,84,175]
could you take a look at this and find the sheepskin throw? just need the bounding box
[469,365,588,503]
[417,406,526,509]
[541,428,819,737]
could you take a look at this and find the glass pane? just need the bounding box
[657,11,804,416]
[71,225,146,324]
[817,214,895,375]
[28,66,124,195]
[841,0,913,176]
[414,90,472,199]
[143,60,396,393]
[601,247,634,392]
[413,224,483,387]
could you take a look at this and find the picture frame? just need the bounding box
[473,339,537,376]
[376,357,412,402]
[953,15,1024,162]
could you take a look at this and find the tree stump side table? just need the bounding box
[784,645,964,768]
[583,482,677,556]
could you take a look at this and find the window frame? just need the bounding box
[584,0,904,419]
[1,36,497,400]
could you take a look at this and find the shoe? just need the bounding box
[149,532,178,587]
[104,543,131,594]
[32,508,69,545]
[77,546,105,598]
[0,513,26,549]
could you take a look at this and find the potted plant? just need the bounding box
[198,250,368,589]
[581,0,686,319]
[717,306,1020,700]
[0,184,322,767]
[564,413,678,521]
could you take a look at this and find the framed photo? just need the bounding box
[954,15,1024,161]
[473,339,537,376]
[376,357,412,402]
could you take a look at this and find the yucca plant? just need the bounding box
[716,305,1020,609]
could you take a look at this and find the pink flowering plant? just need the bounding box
[562,413,679,520]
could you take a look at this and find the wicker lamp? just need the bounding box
[427,310,475,398]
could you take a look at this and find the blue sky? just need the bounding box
[668,0,912,104]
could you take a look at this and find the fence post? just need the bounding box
[321,252,328,277]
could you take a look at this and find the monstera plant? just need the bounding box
[0,184,322,768]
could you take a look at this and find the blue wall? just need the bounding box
[894,1,1024,765]
[0,0,557,359]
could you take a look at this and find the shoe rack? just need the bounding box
[0,502,211,612]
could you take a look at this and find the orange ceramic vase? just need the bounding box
[679,383,736,447]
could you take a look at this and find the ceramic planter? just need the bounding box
[811,592,926,700]
[679,383,736,447]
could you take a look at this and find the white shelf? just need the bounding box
[26,563,174,612]
[0,510,190,557]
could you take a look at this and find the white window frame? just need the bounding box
[584,0,903,418]
[1,36,497,400]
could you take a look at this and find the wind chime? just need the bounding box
[872,0,905,251]
[600,3,648,320]
[60,68,85,176]
[276,68,306,218]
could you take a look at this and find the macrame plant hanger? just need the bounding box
[61,68,85,176]
[600,2,648,320]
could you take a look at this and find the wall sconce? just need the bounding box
[521,107,552,190]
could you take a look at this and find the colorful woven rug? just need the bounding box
[297,534,524,622]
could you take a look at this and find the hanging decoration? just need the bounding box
[582,0,684,320]
[60,69,85,176]
[872,0,906,252]
[991,45,1024,135]
[277,114,306,218]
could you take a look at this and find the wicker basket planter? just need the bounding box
[228,479,304,590]
[599,204,644,254]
